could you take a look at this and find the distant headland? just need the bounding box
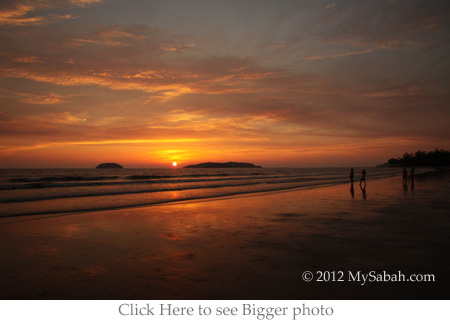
[184,162,262,169]
[96,163,123,169]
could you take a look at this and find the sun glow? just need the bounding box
[172,162,178,167]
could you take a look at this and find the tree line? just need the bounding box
[388,149,450,168]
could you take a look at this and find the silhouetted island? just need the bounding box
[96,163,123,169]
[184,162,262,168]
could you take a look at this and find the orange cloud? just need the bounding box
[12,55,44,63]
[0,3,43,25]
[0,0,102,25]
[74,29,148,47]
[304,48,375,60]
[70,0,102,7]
[0,66,195,98]
[0,138,209,155]
[17,92,75,104]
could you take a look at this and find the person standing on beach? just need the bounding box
[402,167,408,186]
[349,168,354,184]
[410,167,415,185]
[360,169,366,186]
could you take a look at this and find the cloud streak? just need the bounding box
[0,0,101,25]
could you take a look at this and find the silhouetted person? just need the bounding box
[410,167,415,184]
[402,167,408,186]
[360,169,366,186]
[349,168,354,184]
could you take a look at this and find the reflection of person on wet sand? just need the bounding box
[349,168,354,184]
[360,185,366,199]
[350,183,354,198]
[359,169,366,186]
[402,167,408,186]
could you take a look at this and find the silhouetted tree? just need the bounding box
[402,152,413,166]
[395,149,450,168]
[388,158,401,166]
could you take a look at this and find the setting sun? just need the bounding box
[172,162,178,167]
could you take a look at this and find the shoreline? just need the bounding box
[0,169,436,221]
[0,167,414,219]
[0,180,354,223]
[0,171,449,299]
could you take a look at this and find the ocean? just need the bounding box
[0,167,404,217]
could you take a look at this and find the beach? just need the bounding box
[0,172,449,300]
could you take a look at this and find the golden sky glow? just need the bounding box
[1,0,449,167]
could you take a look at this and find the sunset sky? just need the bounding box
[1,0,449,168]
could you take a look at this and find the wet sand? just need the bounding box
[0,172,449,299]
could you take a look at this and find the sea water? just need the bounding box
[0,167,404,217]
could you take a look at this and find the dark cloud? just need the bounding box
[314,0,450,50]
